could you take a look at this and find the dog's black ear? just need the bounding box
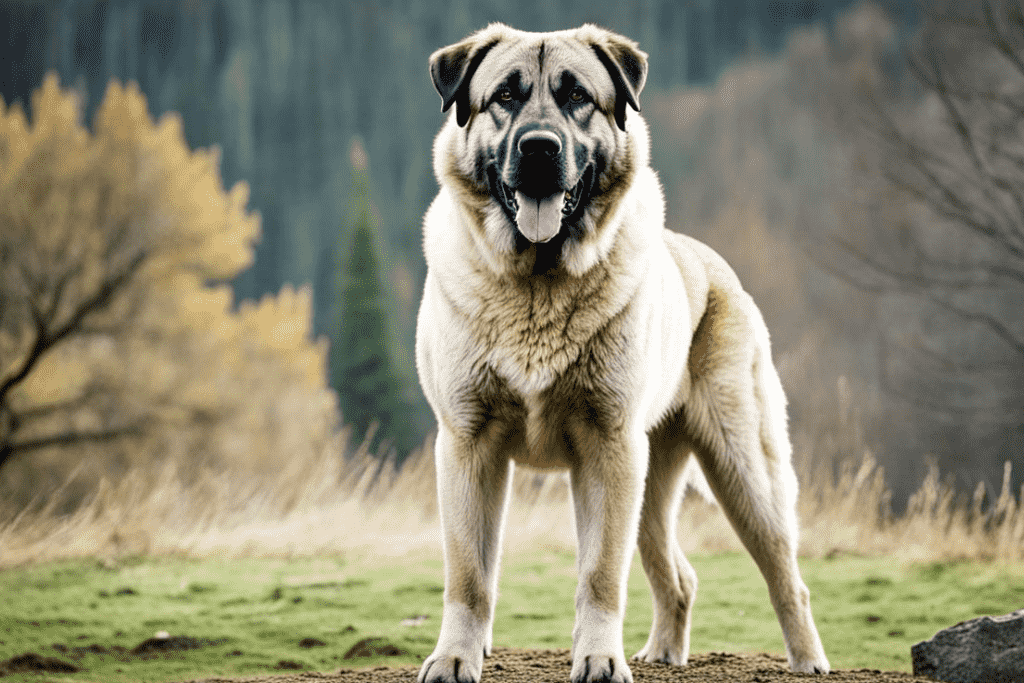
[429,29,502,127]
[589,30,648,132]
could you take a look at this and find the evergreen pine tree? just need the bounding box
[332,139,408,457]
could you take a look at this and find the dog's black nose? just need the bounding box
[518,130,562,157]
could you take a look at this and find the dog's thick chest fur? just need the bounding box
[466,258,632,395]
[458,277,635,469]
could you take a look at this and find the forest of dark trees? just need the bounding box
[3,0,1021,506]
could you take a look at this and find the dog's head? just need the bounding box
[429,25,648,274]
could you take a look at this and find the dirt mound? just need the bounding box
[181,647,937,682]
[132,635,228,656]
[341,637,409,659]
[1,652,80,674]
[274,660,305,670]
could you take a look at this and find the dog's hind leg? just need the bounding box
[684,327,827,675]
[419,427,513,683]
[687,309,830,674]
[633,436,698,666]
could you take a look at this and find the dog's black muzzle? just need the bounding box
[491,126,592,234]
[512,128,566,198]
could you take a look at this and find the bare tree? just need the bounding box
[828,0,1024,450]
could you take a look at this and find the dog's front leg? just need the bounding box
[419,427,512,683]
[568,425,648,683]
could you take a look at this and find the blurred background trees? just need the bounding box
[0,0,1020,510]
[817,0,1024,492]
[331,139,414,457]
[3,0,919,484]
[0,74,335,510]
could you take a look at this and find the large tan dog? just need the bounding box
[415,23,830,683]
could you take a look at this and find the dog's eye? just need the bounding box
[496,88,513,103]
[568,87,588,104]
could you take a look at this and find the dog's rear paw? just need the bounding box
[570,654,633,683]
[418,653,481,683]
[632,644,686,666]
[791,657,830,674]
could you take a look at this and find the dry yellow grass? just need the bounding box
[1,422,1021,569]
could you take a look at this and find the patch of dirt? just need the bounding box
[275,660,306,670]
[180,647,938,682]
[0,652,80,674]
[52,642,121,656]
[1,634,239,676]
[341,637,409,659]
[132,635,229,656]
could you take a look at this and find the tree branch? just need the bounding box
[826,231,1024,363]
[13,387,103,423]
[922,292,1024,363]
[0,249,147,409]
[870,98,1008,249]
[913,50,986,177]
[827,231,1024,291]
[983,0,1024,82]
[876,45,1024,260]
[0,422,148,471]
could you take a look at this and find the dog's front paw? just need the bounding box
[418,652,482,683]
[570,653,633,683]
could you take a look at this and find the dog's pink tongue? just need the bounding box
[515,190,563,243]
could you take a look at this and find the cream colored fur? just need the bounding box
[416,24,829,683]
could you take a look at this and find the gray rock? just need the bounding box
[912,609,1024,682]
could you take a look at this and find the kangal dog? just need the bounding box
[414,23,830,683]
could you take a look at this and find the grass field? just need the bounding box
[2,547,1023,682]
[2,437,1023,681]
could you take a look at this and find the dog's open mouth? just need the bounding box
[490,167,591,243]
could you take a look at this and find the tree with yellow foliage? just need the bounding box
[0,74,335,498]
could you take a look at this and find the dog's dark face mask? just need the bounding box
[484,68,597,245]
[429,26,647,248]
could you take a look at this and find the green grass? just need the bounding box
[1,550,1021,682]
